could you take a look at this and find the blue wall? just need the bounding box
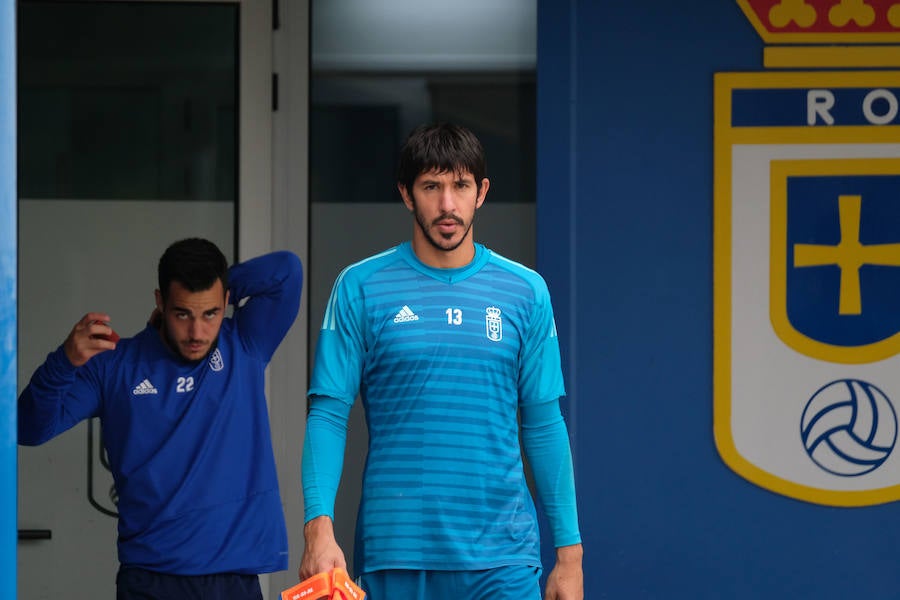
[0,0,15,597]
[537,1,900,597]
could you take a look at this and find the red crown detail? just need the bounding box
[738,0,900,43]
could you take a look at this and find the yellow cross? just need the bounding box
[793,195,900,315]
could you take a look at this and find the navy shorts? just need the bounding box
[115,566,263,600]
[359,565,542,600]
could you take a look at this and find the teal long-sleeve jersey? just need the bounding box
[303,242,581,573]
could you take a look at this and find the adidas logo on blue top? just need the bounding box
[393,305,419,323]
[132,379,158,395]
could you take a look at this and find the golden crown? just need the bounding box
[737,0,900,67]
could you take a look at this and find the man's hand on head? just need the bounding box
[63,313,118,367]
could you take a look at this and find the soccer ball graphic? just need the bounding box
[800,379,897,477]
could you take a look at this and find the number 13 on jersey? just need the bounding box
[446,308,462,325]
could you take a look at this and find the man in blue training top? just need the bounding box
[19,238,303,599]
[300,123,584,599]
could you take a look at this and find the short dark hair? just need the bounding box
[397,122,487,194]
[157,238,228,304]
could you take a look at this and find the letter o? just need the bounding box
[863,89,899,125]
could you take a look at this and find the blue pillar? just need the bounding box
[535,0,578,584]
[0,0,16,597]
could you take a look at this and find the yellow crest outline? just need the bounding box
[714,70,900,506]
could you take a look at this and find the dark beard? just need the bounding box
[160,322,217,365]
[413,206,474,253]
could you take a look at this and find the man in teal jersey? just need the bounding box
[300,123,583,599]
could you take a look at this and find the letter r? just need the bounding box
[808,89,835,125]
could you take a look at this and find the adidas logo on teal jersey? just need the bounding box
[393,305,419,323]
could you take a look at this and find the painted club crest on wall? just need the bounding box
[715,0,900,506]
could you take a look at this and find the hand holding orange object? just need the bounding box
[331,568,365,600]
[280,571,331,600]
[281,568,365,600]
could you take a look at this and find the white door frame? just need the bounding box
[265,0,311,595]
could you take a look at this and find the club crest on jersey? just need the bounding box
[485,306,502,342]
[209,348,224,372]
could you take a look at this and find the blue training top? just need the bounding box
[19,250,303,575]
[303,242,581,573]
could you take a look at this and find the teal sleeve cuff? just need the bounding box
[302,395,352,523]
[521,398,582,547]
